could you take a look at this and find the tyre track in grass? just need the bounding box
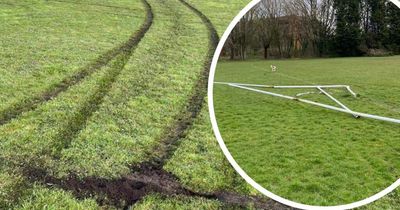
[20,1,292,209]
[45,0,189,176]
[0,0,153,127]
[139,0,220,169]
[50,0,153,154]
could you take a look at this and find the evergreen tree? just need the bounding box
[365,0,387,48]
[334,0,362,56]
[386,2,400,53]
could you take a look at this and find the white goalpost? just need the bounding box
[215,82,400,124]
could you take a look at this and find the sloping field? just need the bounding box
[214,57,400,206]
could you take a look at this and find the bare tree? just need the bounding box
[255,1,278,59]
[289,0,335,56]
[261,0,286,57]
[236,10,256,60]
[222,0,396,60]
[226,26,240,60]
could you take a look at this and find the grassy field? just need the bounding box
[3,0,398,208]
[0,0,145,121]
[186,0,250,33]
[0,0,272,209]
[214,56,400,206]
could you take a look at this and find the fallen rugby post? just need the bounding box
[214,82,400,124]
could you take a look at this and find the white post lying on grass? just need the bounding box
[220,83,400,124]
[317,87,359,118]
[271,85,350,89]
[215,82,350,88]
[346,86,359,98]
[214,82,274,88]
[214,82,358,97]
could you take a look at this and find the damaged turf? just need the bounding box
[23,163,292,210]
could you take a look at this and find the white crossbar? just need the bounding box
[215,82,350,89]
[215,82,359,98]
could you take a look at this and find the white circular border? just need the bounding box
[208,0,400,209]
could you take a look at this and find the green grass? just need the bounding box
[133,194,221,210]
[0,0,147,208]
[0,0,145,113]
[214,56,400,206]
[15,186,100,210]
[3,0,400,209]
[0,171,100,209]
[185,0,249,35]
[0,0,210,175]
[0,0,209,176]
[162,0,255,200]
[0,45,143,174]
[0,171,27,209]
[0,48,121,208]
[56,0,210,178]
[361,189,400,210]
[164,102,252,194]
[0,0,253,209]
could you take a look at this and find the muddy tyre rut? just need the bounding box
[24,163,291,210]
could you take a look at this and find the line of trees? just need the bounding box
[223,0,400,60]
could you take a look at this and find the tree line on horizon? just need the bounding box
[223,0,400,60]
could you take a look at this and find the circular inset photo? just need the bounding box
[209,0,400,209]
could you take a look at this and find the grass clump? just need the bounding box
[0,172,28,209]
[16,186,100,210]
[133,194,221,210]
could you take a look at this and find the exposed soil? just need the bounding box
[0,0,153,126]
[23,162,292,210]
